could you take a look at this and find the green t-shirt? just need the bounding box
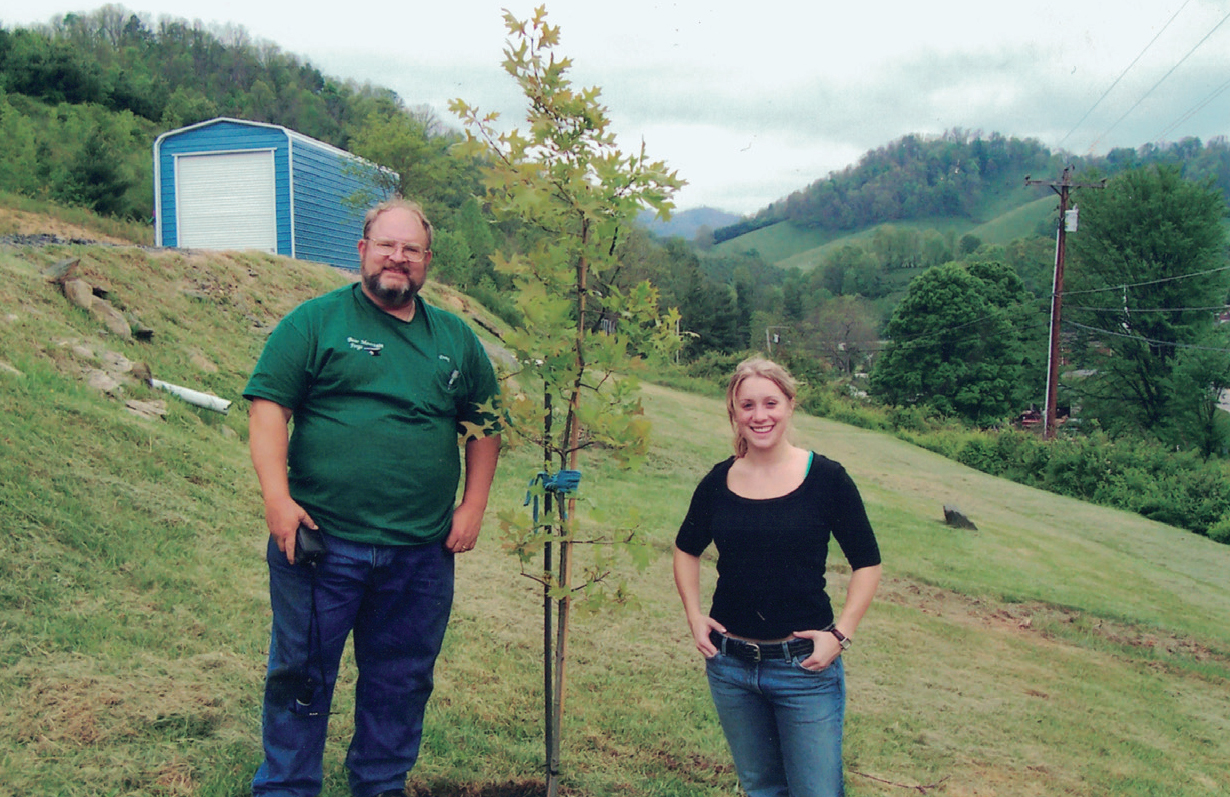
[243,284,501,546]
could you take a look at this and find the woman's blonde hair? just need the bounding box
[725,357,798,457]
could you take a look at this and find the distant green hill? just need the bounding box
[713,130,1230,270]
[711,160,1061,270]
[714,194,1056,272]
[968,194,1055,244]
[774,196,1056,272]
[637,206,741,240]
[713,132,1059,246]
[711,220,837,266]
[0,11,475,225]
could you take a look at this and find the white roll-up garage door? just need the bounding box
[176,150,277,253]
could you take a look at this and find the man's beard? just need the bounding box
[363,268,419,307]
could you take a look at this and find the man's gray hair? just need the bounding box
[362,198,433,249]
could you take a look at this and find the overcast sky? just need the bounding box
[8,0,1230,214]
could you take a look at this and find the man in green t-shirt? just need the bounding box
[244,199,501,797]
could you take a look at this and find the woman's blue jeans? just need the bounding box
[706,649,846,797]
[252,532,454,797]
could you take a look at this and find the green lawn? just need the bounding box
[1,237,1227,796]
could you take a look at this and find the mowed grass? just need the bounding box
[966,195,1055,247]
[1,234,1228,797]
[713,186,1055,274]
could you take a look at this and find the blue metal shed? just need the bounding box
[153,117,395,270]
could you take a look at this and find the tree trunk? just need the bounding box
[542,391,559,796]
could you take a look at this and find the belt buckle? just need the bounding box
[746,641,761,663]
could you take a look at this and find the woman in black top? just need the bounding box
[674,357,881,797]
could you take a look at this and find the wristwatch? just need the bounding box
[826,624,851,650]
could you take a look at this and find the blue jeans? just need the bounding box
[252,532,454,797]
[706,648,846,797]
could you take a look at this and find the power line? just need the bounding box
[1086,8,1230,153]
[1066,320,1230,353]
[1061,263,1230,296]
[883,312,1015,345]
[1059,0,1192,150]
[1067,303,1229,315]
[850,260,1230,353]
[1154,73,1230,142]
[864,318,1052,355]
[867,313,1230,361]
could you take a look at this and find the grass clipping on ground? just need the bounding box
[0,226,1229,796]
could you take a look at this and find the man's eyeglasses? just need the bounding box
[366,238,430,262]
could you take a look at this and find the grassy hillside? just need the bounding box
[1,213,1228,796]
[713,196,1056,271]
[967,194,1055,245]
[0,191,155,245]
[711,221,837,266]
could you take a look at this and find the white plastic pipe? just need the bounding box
[150,379,232,414]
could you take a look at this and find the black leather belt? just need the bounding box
[710,630,813,662]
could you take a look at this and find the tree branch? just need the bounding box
[851,772,951,794]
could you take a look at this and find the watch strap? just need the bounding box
[824,623,851,650]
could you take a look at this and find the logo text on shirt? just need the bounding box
[348,337,384,356]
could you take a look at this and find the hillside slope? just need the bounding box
[1,229,1228,796]
[714,195,1056,271]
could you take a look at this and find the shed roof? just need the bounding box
[154,117,373,166]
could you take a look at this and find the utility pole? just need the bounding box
[1025,167,1105,439]
[766,325,787,355]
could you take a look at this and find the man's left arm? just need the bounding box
[444,433,501,553]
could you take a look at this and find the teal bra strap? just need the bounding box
[806,450,814,476]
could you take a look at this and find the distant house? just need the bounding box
[153,117,395,270]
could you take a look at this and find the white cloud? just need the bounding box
[8,0,1230,214]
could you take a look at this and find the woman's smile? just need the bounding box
[734,376,792,450]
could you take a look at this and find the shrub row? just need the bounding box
[900,426,1230,544]
[668,357,1230,544]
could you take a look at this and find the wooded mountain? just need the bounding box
[636,206,740,240]
[0,7,418,221]
[714,130,1230,249]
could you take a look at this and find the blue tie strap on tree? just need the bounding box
[524,470,583,522]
